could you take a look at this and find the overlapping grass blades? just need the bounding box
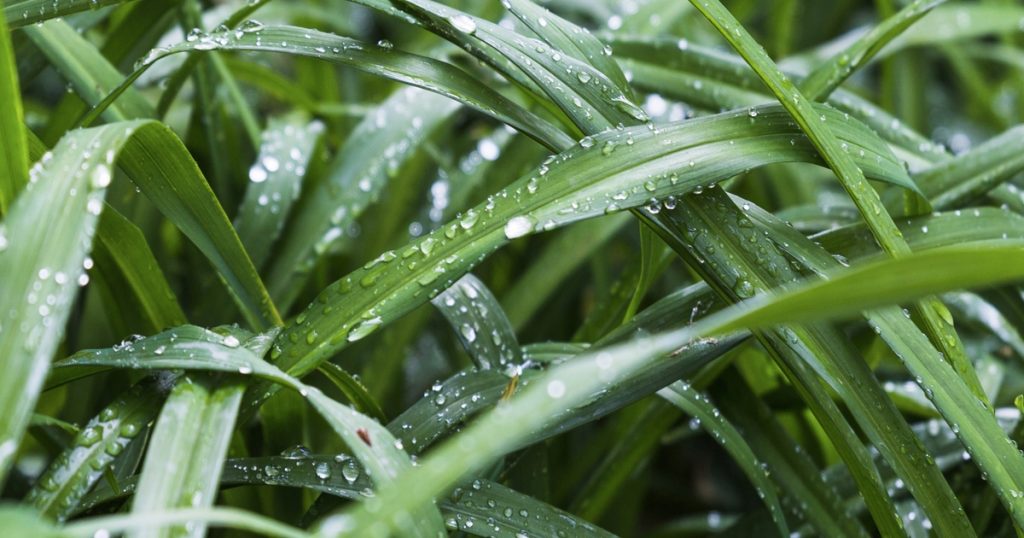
[5,0,1024,535]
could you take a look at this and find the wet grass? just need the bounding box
[2,0,1024,536]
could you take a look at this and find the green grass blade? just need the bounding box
[93,207,188,333]
[121,25,571,152]
[86,464,614,538]
[234,115,324,270]
[316,362,388,424]
[431,274,521,370]
[265,103,912,386]
[55,326,447,537]
[818,207,1024,261]
[742,202,1024,524]
[916,125,1024,210]
[0,9,27,215]
[659,382,789,536]
[712,373,869,537]
[264,88,460,309]
[504,0,630,94]
[611,40,949,166]
[392,0,643,133]
[800,0,944,100]
[689,0,985,421]
[27,382,163,520]
[647,194,967,535]
[112,121,281,329]
[24,19,153,123]
[317,240,1024,536]
[131,376,241,538]
[0,122,126,486]
[2,0,133,29]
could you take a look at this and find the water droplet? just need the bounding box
[223,335,240,348]
[547,380,566,398]
[449,14,477,33]
[504,216,534,239]
[733,279,755,298]
[315,462,332,480]
[90,164,112,189]
[348,317,383,342]
[79,426,103,447]
[248,164,268,183]
[342,459,361,483]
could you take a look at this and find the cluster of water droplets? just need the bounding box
[135,20,370,73]
[235,119,323,259]
[445,477,604,536]
[432,275,520,370]
[225,450,374,497]
[6,134,118,357]
[26,386,150,512]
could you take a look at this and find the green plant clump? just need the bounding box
[3,0,1024,535]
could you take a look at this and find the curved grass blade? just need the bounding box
[316,362,387,424]
[0,122,125,486]
[608,38,950,165]
[93,206,187,334]
[689,0,984,418]
[645,194,963,535]
[391,0,645,133]
[916,125,1024,210]
[741,202,1024,525]
[389,369,524,454]
[266,103,913,386]
[111,121,281,329]
[54,327,446,537]
[127,329,274,538]
[104,25,572,152]
[0,9,27,215]
[431,274,521,370]
[3,0,134,29]
[26,382,163,520]
[659,381,788,536]
[319,242,1024,536]
[817,207,1024,262]
[444,477,616,537]
[234,115,324,269]
[23,130,186,337]
[504,0,630,94]
[712,373,868,537]
[84,461,614,538]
